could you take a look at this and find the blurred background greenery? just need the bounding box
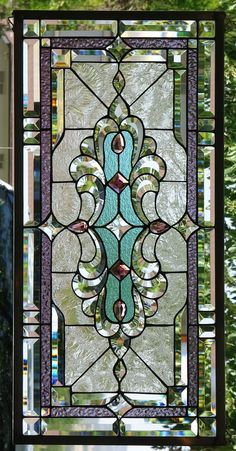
[0,0,235,450]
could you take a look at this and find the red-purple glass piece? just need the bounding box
[112,133,125,154]
[68,220,88,233]
[110,260,130,281]
[113,299,127,321]
[150,220,170,234]
[108,173,128,193]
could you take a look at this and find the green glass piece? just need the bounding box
[199,339,216,415]
[198,40,215,118]
[175,306,187,385]
[52,69,64,147]
[24,131,40,144]
[198,229,215,310]
[23,118,40,131]
[23,20,39,37]
[188,39,197,48]
[107,37,131,61]
[120,20,197,37]
[198,132,215,145]
[174,69,186,146]
[51,387,70,406]
[109,96,129,124]
[168,386,187,406]
[199,21,215,38]
[199,417,216,437]
[168,50,187,69]
[198,118,215,131]
[113,71,125,93]
[198,146,215,226]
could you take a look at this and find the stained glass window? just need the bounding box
[14,11,225,445]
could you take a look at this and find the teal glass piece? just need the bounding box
[119,131,133,178]
[120,228,143,267]
[104,133,119,180]
[120,187,143,226]
[95,187,118,226]
[105,274,120,322]
[121,275,135,322]
[95,228,118,268]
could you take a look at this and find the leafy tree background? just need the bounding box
[0,0,235,449]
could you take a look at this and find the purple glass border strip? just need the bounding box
[41,324,51,406]
[188,131,197,222]
[124,407,187,417]
[188,233,198,325]
[124,38,187,48]
[188,49,197,130]
[41,233,51,324]
[41,130,51,221]
[51,38,114,48]
[188,325,198,406]
[41,48,51,129]
[51,407,115,417]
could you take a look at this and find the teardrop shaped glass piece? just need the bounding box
[150,220,170,234]
[113,299,127,321]
[112,133,125,154]
[113,71,125,93]
[68,220,88,233]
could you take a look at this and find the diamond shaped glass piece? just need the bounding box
[110,331,130,358]
[110,260,130,280]
[107,37,131,61]
[113,71,125,93]
[109,96,128,124]
[108,173,128,194]
[114,359,127,382]
[39,215,64,240]
[113,418,126,436]
[108,395,132,418]
[107,214,131,240]
[174,213,199,239]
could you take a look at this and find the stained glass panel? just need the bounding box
[14,11,225,446]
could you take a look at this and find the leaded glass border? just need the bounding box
[13,10,225,446]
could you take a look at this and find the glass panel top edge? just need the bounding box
[13,10,225,20]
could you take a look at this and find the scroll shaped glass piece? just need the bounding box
[107,37,131,61]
